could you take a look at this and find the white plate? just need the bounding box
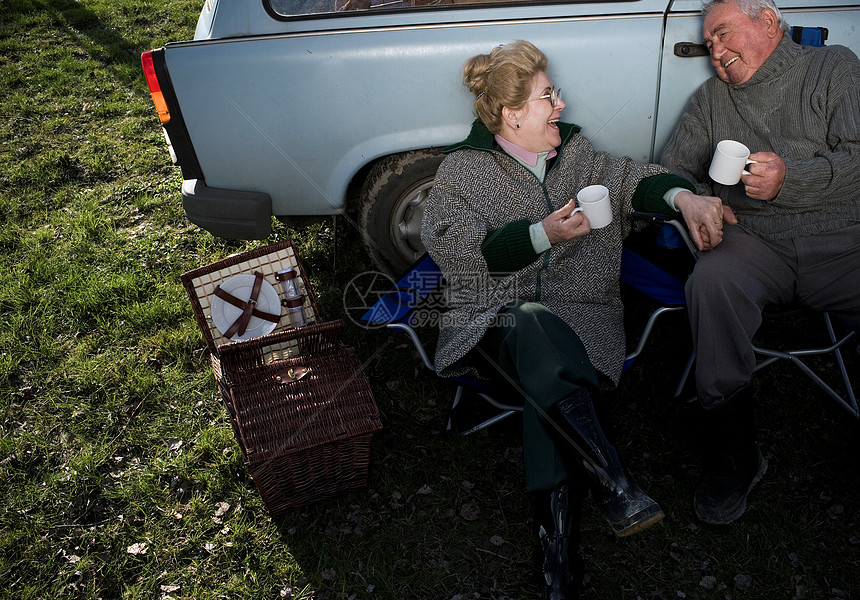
[210,274,280,341]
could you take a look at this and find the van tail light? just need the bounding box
[139,49,203,180]
[141,50,171,125]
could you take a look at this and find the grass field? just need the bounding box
[1,1,859,599]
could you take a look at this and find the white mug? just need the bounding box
[709,140,757,185]
[573,184,613,229]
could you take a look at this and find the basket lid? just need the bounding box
[181,241,321,354]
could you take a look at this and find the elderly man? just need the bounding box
[660,0,860,526]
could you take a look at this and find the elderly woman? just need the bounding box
[421,41,723,599]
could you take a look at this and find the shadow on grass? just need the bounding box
[268,387,538,599]
[263,221,860,599]
[2,0,189,85]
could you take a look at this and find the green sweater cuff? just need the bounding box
[632,173,695,215]
[481,219,540,273]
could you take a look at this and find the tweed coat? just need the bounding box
[421,120,673,385]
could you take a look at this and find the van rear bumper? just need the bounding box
[181,179,272,239]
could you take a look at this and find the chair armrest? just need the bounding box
[630,211,699,259]
[387,322,436,372]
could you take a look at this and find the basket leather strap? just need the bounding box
[213,283,281,323]
[214,271,279,338]
[274,366,310,383]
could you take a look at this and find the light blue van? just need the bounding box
[142,0,860,272]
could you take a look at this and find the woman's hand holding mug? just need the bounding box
[543,198,589,243]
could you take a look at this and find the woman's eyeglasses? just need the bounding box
[530,87,561,108]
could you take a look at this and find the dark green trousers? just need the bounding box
[469,301,601,492]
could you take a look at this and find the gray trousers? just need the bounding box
[686,222,860,407]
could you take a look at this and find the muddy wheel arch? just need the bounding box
[359,148,444,275]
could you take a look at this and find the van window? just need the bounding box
[268,0,513,18]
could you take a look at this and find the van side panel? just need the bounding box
[165,13,666,214]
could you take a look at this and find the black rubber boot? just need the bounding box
[693,385,767,525]
[553,389,664,537]
[532,483,584,600]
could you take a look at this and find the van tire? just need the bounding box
[359,148,443,275]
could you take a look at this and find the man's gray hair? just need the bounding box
[702,0,790,33]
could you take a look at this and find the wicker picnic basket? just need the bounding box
[181,240,381,515]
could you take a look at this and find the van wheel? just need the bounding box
[360,149,443,275]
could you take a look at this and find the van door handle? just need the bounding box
[674,42,710,57]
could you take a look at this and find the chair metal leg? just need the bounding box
[675,349,696,400]
[387,322,435,371]
[456,408,520,435]
[449,391,523,434]
[446,386,465,432]
[824,313,857,416]
[623,305,684,370]
[752,312,857,418]
[673,314,856,417]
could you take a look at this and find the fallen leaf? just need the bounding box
[126,542,147,555]
[460,502,480,521]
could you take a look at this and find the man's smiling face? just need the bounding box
[703,1,783,85]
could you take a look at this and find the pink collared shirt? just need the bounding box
[494,135,557,167]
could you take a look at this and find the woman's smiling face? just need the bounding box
[514,71,566,153]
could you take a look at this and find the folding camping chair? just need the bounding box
[361,236,700,434]
[621,213,858,418]
[361,254,527,434]
[620,215,699,374]
[790,25,828,47]
[364,207,857,435]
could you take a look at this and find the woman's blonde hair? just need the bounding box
[463,40,548,134]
